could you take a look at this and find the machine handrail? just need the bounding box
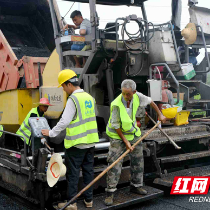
[149,63,180,105]
[153,21,182,71]
[194,25,210,74]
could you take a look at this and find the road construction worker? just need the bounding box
[41,69,99,210]
[158,80,174,111]
[63,10,91,68]
[0,125,5,148]
[16,98,52,149]
[104,79,166,206]
[0,125,3,138]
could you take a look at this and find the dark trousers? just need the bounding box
[65,146,94,202]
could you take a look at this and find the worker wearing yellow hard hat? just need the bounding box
[42,69,99,210]
[57,69,77,87]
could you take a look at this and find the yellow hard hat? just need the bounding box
[58,69,77,87]
[162,107,178,119]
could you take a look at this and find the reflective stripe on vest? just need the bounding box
[16,107,40,145]
[106,93,141,141]
[0,125,3,138]
[64,92,99,149]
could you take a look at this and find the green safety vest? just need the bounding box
[0,125,3,138]
[106,93,141,141]
[16,107,41,145]
[64,92,99,149]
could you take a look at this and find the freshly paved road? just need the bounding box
[0,187,209,210]
[122,191,210,210]
[0,191,29,210]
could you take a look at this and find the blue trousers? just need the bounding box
[71,43,86,51]
[65,146,94,202]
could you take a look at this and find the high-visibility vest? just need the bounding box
[0,125,3,138]
[16,107,42,145]
[64,92,99,149]
[106,93,141,140]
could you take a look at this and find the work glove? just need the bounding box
[41,138,47,145]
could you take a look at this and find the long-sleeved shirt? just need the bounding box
[110,92,152,129]
[49,89,95,149]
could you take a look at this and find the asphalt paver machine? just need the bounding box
[0,0,210,209]
[45,0,210,208]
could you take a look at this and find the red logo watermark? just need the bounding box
[170,177,210,194]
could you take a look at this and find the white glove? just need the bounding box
[41,138,47,145]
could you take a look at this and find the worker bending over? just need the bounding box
[42,69,99,210]
[105,79,166,206]
[16,98,52,149]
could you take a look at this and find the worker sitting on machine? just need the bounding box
[16,98,52,150]
[158,80,174,111]
[105,79,166,206]
[157,80,175,125]
[63,10,91,68]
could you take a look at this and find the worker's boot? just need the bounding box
[104,192,114,206]
[58,202,77,210]
[130,186,148,195]
[84,199,93,208]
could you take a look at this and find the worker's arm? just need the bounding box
[63,24,78,30]
[110,106,133,152]
[150,101,167,123]
[136,91,166,123]
[116,128,134,152]
[41,129,50,136]
[42,98,76,137]
[79,21,88,35]
[79,29,86,35]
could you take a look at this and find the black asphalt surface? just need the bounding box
[122,191,210,210]
[0,188,210,210]
[0,191,30,210]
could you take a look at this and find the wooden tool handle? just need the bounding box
[59,121,161,210]
[147,113,181,150]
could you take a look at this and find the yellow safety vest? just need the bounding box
[16,107,41,145]
[0,125,3,138]
[106,93,141,140]
[64,92,99,149]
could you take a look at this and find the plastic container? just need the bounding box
[176,63,196,80]
[64,30,68,36]
[174,111,190,126]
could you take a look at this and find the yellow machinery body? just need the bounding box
[40,49,67,119]
[0,89,40,133]
[0,49,67,133]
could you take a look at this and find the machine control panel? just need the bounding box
[28,117,50,138]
